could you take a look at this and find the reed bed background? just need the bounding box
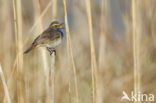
[0,0,156,103]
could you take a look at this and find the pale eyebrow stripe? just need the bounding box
[52,24,60,26]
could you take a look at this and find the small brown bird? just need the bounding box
[24,21,64,55]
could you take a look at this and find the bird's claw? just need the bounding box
[47,47,56,56]
[50,50,56,56]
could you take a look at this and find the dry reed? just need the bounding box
[63,0,79,103]
[51,0,57,19]
[51,53,55,103]
[97,0,107,103]
[132,0,141,103]
[0,64,11,103]
[68,82,71,103]
[85,0,98,103]
[98,0,107,68]
[15,0,24,102]
[37,0,51,103]
[51,0,57,103]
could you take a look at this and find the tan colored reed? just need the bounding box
[132,0,141,103]
[51,53,55,103]
[68,82,71,103]
[97,0,107,103]
[51,0,57,103]
[15,0,24,102]
[99,0,107,68]
[85,0,98,103]
[37,0,51,103]
[0,64,11,103]
[51,0,57,19]
[63,0,79,103]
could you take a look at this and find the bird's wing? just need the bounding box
[32,35,42,45]
[42,29,61,40]
[34,29,61,45]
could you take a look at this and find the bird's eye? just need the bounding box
[54,24,61,28]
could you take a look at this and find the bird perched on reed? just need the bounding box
[24,21,64,55]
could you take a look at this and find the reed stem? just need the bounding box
[132,1,141,103]
[37,0,50,103]
[97,0,107,103]
[0,64,11,103]
[63,0,79,103]
[16,0,24,102]
[85,0,98,103]
[51,0,57,103]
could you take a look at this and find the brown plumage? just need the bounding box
[24,21,64,55]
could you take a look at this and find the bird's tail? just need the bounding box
[24,45,36,54]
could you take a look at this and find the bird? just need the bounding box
[24,21,64,55]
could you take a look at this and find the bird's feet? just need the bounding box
[50,50,56,55]
[47,47,56,56]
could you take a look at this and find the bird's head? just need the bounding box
[49,21,64,30]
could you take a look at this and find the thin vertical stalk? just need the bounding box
[132,1,141,103]
[132,0,137,96]
[37,0,43,29]
[85,0,98,103]
[51,53,55,103]
[68,82,71,103]
[51,0,57,103]
[51,0,57,19]
[12,0,18,54]
[97,0,107,103]
[37,0,49,103]
[0,64,11,103]
[16,0,24,102]
[63,0,79,103]
[99,0,107,68]
[3,0,18,102]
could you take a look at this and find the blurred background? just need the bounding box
[0,0,156,103]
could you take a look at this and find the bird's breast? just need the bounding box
[44,38,62,48]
